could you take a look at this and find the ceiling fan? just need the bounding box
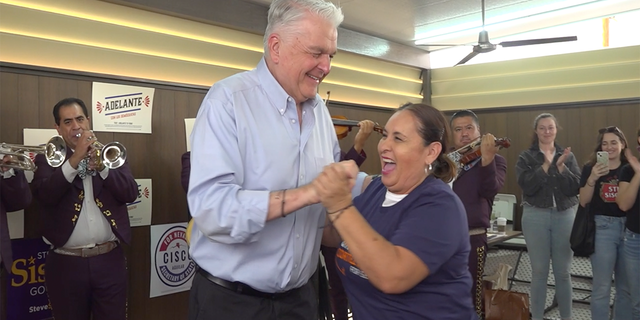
[418,0,578,66]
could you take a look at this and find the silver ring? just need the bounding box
[87,136,93,141]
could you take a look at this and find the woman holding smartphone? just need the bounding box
[579,126,632,320]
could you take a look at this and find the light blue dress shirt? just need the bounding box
[188,58,365,293]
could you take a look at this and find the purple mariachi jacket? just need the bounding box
[452,154,507,230]
[31,151,137,248]
[1,170,32,270]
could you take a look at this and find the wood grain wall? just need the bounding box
[1,63,638,319]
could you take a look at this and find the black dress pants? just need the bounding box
[188,271,316,320]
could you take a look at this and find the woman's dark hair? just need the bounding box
[53,97,89,125]
[397,102,456,183]
[530,113,561,147]
[586,126,629,166]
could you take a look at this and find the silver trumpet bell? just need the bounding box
[1,135,67,171]
[75,131,127,169]
[94,140,127,169]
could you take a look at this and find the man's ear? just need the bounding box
[267,34,281,64]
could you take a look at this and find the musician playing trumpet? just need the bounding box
[31,97,137,320]
[449,110,507,319]
[1,155,32,299]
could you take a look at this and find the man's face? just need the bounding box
[451,116,481,149]
[268,13,337,104]
[55,104,90,150]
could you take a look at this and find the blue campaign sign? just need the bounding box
[7,238,52,320]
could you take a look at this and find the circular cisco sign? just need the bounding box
[154,225,196,287]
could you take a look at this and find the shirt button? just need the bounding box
[280,109,284,113]
[296,234,300,239]
[291,119,296,124]
[294,264,298,269]
[287,97,292,101]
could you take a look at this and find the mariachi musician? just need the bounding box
[449,110,507,318]
[31,97,137,320]
[1,155,33,272]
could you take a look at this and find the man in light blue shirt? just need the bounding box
[187,0,366,319]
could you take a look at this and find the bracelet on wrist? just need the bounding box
[328,203,353,223]
[328,203,353,215]
[280,189,287,218]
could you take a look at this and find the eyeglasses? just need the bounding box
[599,126,621,134]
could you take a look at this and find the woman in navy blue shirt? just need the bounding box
[314,103,477,320]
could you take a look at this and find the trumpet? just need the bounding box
[1,135,67,171]
[76,131,127,169]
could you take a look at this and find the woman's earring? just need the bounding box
[425,163,433,174]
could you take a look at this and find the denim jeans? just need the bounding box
[624,228,640,320]
[591,215,632,320]
[522,204,576,320]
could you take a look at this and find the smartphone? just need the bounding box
[596,151,609,166]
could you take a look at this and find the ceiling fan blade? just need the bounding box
[416,43,472,47]
[499,36,577,48]
[455,51,479,66]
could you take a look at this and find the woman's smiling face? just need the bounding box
[378,110,431,194]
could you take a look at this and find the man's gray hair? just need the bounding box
[263,0,344,52]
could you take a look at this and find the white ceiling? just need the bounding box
[246,0,640,52]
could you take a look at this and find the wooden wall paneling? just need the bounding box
[126,226,151,320]
[173,90,190,222]
[506,110,525,217]
[0,73,19,144]
[37,77,60,129]
[17,74,40,135]
[611,104,640,153]
[188,92,204,119]
[151,89,176,223]
[479,111,509,194]
[173,91,190,155]
[576,106,605,165]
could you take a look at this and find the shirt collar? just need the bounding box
[256,57,321,115]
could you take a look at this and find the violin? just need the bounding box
[322,91,383,140]
[448,136,511,167]
[332,116,384,140]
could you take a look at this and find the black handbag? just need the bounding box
[570,203,595,257]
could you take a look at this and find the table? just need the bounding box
[487,229,522,247]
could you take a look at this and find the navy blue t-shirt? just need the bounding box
[335,176,477,320]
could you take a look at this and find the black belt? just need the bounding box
[197,267,296,300]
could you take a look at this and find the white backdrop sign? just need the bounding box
[127,179,152,227]
[149,223,196,298]
[92,82,155,133]
[184,118,195,152]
